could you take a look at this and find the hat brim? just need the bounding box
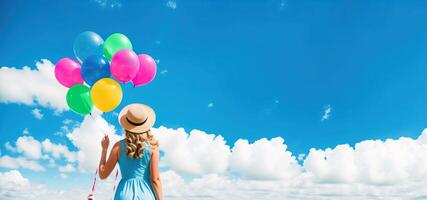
[118,104,156,133]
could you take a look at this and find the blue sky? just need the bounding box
[2,0,427,154]
[2,0,427,199]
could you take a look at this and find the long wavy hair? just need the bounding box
[125,129,159,159]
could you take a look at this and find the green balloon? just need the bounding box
[103,33,133,60]
[66,84,93,115]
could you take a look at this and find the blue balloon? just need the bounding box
[73,31,104,63]
[81,55,111,86]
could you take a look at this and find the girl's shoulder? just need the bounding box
[115,139,125,147]
[148,144,159,155]
[109,140,123,159]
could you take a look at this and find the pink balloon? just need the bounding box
[132,54,157,87]
[55,58,84,88]
[110,49,139,83]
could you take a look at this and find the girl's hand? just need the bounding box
[101,135,110,150]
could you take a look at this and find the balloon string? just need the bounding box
[89,169,97,195]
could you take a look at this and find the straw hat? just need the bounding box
[118,103,156,133]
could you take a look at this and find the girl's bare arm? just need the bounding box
[150,148,163,200]
[99,135,120,179]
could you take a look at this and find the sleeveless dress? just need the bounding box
[114,140,156,200]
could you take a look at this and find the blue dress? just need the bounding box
[114,140,156,200]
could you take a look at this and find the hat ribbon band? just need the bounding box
[126,116,148,126]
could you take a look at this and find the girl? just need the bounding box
[98,103,163,200]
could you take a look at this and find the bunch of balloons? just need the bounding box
[55,31,157,115]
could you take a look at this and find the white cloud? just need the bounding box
[303,134,427,184]
[0,169,117,200]
[59,173,68,179]
[154,128,427,198]
[62,119,73,125]
[417,128,427,144]
[16,136,42,159]
[230,137,301,180]
[321,104,331,121]
[58,164,76,173]
[41,139,77,163]
[159,170,427,199]
[2,113,117,174]
[0,170,29,186]
[31,108,43,119]
[110,2,121,8]
[0,170,31,199]
[54,125,70,136]
[160,69,168,75]
[0,59,68,111]
[66,113,122,173]
[153,126,230,176]
[22,128,29,135]
[2,125,427,199]
[3,168,427,200]
[166,0,177,9]
[93,0,122,8]
[0,155,45,171]
[279,1,288,10]
[55,119,79,136]
[3,135,78,172]
[4,142,16,152]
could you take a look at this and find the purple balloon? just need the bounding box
[132,54,157,87]
[55,58,84,88]
[110,49,139,83]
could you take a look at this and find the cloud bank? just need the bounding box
[2,116,427,199]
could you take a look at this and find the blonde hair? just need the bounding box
[125,129,159,159]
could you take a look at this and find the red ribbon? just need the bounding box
[88,168,119,200]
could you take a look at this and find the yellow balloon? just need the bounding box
[91,78,123,112]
